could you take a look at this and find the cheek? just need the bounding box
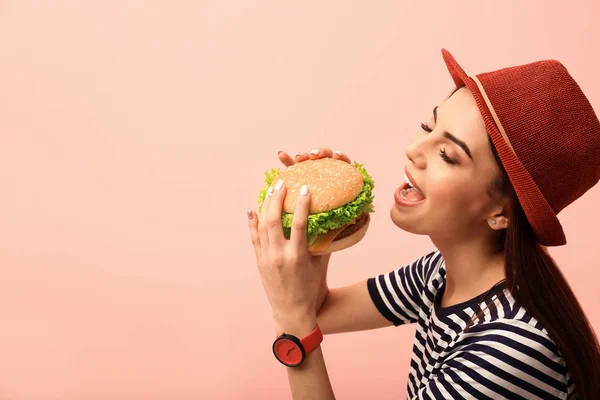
[428,175,462,203]
[428,176,487,213]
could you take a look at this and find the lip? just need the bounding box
[394,168,426,207]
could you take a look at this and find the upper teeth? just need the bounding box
[404,173,415,188]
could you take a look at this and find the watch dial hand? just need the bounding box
[286,346,296,356]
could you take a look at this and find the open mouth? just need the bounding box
[399,173,425,203]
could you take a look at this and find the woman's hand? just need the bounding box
[278,147,351,167]
[274,148,350,316]
[247,179,327,334]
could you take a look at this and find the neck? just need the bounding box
[431,234,506,305]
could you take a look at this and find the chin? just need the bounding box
[389,204,426,234]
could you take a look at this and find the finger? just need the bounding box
[258,185,273,257]
[294,152,310,163]
[290,184,311,249]
[332,150,351,164]
[278,150,295,167]
[247,209,261,260]
[308,148,333,160]
[266,179,287,248]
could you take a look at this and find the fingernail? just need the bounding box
[247,209,253,219]
[277,150,283,155]
[275,179,284,190]
[295,152,304,158]
[334,150,344,156]
[267,186,274,198]
[310,149,320,156]
[300,184,309,196]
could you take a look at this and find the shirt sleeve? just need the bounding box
[367,250,441,326]
[410,320,571,399]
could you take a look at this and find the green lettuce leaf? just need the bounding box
[257,161,375,245]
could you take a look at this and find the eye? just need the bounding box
[421,123,432,133]
[439,147,457,165]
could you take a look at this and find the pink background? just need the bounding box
[0,1,599,399]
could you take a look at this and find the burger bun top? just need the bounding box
[275,158,364,214]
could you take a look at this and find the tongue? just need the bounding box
[406,189,425,202]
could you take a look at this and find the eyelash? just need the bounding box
[420,123,457,165]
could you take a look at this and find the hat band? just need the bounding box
[469,75,516,156]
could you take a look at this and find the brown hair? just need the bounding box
[489,135,600,398]
[447,84,599,396]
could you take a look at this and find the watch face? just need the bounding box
[273,338,303,367]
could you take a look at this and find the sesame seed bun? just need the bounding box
[276,158,364,214]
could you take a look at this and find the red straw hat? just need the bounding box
[441,49,600,246]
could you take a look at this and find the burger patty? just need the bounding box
[332,213,369,242]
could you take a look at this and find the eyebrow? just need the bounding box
[433,106,473,160]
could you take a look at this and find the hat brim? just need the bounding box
[441,49,566,246]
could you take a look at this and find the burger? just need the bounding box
[257,157,375,255]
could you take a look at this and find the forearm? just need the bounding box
[287,346,335,400]
[278,318,335,400]
[316,282,393,335]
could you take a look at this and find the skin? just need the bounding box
[247,88,511,399]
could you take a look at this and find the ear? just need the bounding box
[488,214,509,230]
[486,197,510,230]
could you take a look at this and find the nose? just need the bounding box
[405,135,431,169]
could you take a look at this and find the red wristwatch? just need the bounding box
[272,323,323,367]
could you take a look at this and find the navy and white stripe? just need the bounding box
[367,250,576,399]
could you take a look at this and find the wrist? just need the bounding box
[272,321,323,368]
[274,314,317,338]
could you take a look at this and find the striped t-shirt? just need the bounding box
[367,250,576,399]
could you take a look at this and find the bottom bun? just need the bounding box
[309,214,371,256]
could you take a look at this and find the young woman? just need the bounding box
[246,49,600,399]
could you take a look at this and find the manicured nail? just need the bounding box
[295,152,304,158]
[300,184,309,196]
[310,149,320,156]
[267,186,274,198]
[334,150,344,156]
[247,209,253,219]
[275,179,284,190]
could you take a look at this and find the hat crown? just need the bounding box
[477,60,600,215]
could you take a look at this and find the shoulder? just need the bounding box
[366,248,446,326]
[451,300,571,396]
[463,315,564,364]
[464,289,564,363]
[409,248,445,284]
[372,248,445,287]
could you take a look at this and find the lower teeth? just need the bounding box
[400,187,419,201]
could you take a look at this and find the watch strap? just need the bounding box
[299,323,323,355]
